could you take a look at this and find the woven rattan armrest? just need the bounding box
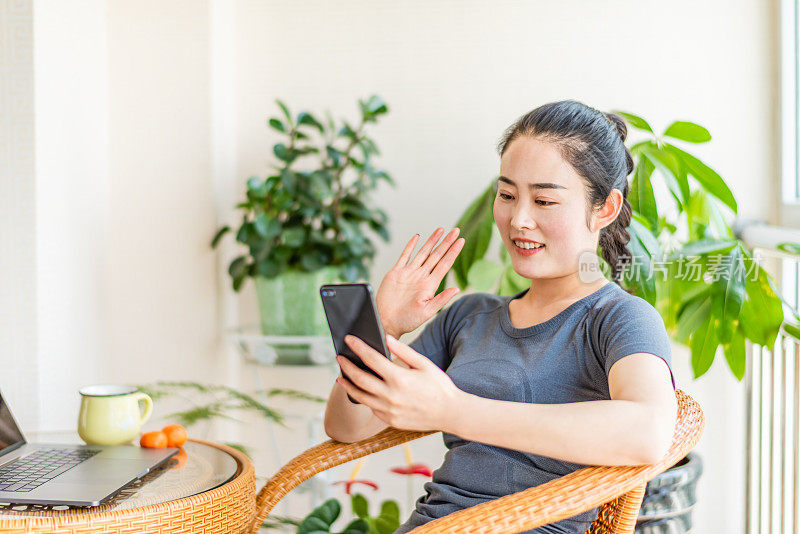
[249,389,703,534]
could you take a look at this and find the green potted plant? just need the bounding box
[212,96,394,340]
[262,493,401,534]
[442,112,792,533]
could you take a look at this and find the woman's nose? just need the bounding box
[510,207,537,231]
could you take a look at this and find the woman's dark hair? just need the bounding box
[497,100,634,283]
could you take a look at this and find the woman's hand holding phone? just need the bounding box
[336,334,463,433]
[376,228,465,338]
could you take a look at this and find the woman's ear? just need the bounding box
[592,189,624,232]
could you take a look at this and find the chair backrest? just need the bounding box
[587,485,647,533]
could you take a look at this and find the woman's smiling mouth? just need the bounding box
[512,239,545,256]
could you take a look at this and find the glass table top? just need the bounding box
[0,440,239,516]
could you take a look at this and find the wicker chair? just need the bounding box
[249,389,704,534]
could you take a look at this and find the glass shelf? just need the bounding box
[228,326,336,366]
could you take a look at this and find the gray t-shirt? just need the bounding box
[394,282,674,534]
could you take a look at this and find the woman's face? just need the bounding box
[494,136,607,281]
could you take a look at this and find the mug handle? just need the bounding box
[134,392,153,425]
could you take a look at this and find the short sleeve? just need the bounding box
[597,297,676,389]
[408,295,473,371]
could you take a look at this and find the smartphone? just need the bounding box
[320,283,390,404]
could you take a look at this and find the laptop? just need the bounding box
[0,389,178,506]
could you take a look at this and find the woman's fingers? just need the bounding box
[337,355,388,396]
[336,375,380,408]
[420,228,460,274]
[430,237,465,279]
[408,228,444,268]
[425,286,460,314]
[392,233,420,270]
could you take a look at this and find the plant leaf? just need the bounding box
[669,238,737,259]
[254,214,281,240]
[716,245,746,343]
[378,500,400,524]
[610,110,654,134]
[452,182,496,288]
[498,265,530,295]
[340,519,370,534]
[663,120,712,143]
[629,154,658,231]
[690,315,719,378]
[664,143,737,213]
[739,252,784,347]
[784,323,800,341]
[777,242,800,256]
[276,99,292,124]
[351,493,369,519]
[363,95,388,116]
[622,219,658,305]
[639,142,689,207]
[229,256,249,279]
[298,499,341,534]
[274,143,291,162]
[268,118,286,133]
[467,259,504,292]
[675,293,712,344]
[723,326,746,381]
[298,112,324,132]
[211,226,230,248]
[283,227,306,247]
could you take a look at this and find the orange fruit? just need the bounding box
[162,424,188,448]
[171,447,187,470]
[140,430,168,448]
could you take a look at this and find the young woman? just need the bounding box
[323,100,678,534]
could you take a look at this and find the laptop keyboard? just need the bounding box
[0,448,101,493]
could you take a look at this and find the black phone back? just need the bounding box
[319,283,389,377]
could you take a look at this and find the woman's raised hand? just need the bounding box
[376,228,465,338]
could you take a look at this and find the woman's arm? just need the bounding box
[337,335,677,466]
[323,381,390,443]
[449,353,677,465]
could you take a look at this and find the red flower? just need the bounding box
[390,464,433,477]
[332,479,379,494]
[391,445,433,477]
[333,459,378,494]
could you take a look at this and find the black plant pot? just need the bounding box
[635,452,703,534]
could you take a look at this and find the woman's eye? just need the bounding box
[498,193,555,206]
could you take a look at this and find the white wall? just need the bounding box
[33,0,110,432]
[27,0,221,431]
[0,0,38,429]
[105,0,218,385]
[4,1,780,532]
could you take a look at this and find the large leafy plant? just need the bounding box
[445,112,790,380]
[212,96,394,290]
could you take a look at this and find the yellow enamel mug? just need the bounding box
[77,385,153,445]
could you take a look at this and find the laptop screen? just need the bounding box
[0,391,25,455]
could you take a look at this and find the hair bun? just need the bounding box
[603,112,628,143]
